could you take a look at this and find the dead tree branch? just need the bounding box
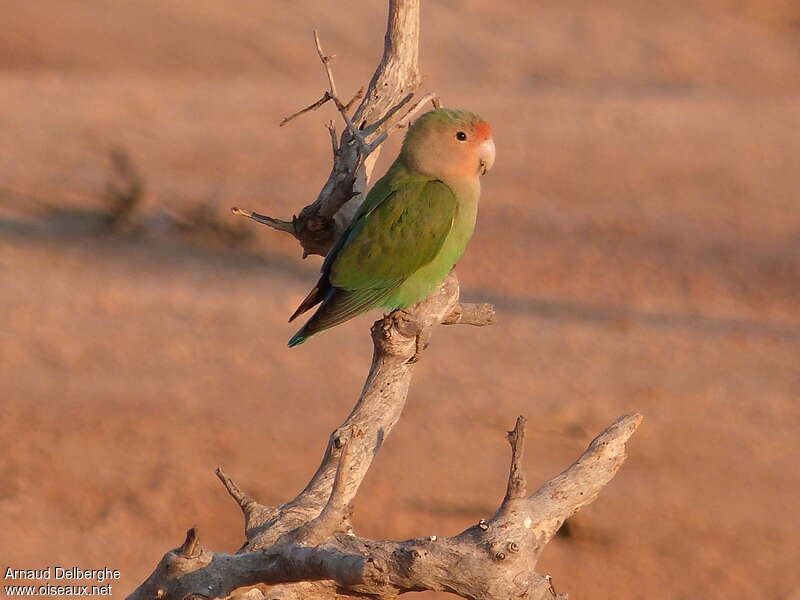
[129,2,643,599]
[279,92,331,127]
[441,301,496,326]
[128,415,642,600]
[232,0,428,257]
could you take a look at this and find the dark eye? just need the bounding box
[455,131,467,141]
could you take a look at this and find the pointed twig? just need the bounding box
[279,92,332,127]
[279,87,362,128]
[313,30,369,153]
[364,92,438,151]
[230,207,294,234]
[320,438,355,520]
[180,526,201,559]
[367,92,414,134]
[393,92,439,130]
[215,467,258,514]
[313,29,339,98]
[289,439,356,545]
[504,416,528,502]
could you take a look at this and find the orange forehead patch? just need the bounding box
[474,120,492,140]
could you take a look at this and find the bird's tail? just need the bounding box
[287,328,310,347]
[287,286,396,347]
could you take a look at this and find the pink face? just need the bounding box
[440,119,496,178]
[402,111,496,181]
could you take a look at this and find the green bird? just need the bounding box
[288,108,495,347]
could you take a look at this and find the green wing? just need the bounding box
[288,171,457,346]
[329,177,457,291]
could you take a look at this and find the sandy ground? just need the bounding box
[1,2,799,599]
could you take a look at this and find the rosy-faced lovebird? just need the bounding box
[288,108,495,347]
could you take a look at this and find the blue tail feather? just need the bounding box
[287,328,308,347]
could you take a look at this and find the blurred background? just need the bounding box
[1,1,799,598]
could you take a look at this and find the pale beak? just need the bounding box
[479,138,496,175]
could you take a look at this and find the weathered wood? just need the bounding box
[232,0,427,258]
[127,2,642,599]
[127,415,641,600]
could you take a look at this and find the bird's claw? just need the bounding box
[406,327,431,364]
[390,309,431,364]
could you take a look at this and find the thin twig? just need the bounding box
[313,29,338,98]
[313,29,369,152]
[230,207,294,234]
[280,93,332,127]
[393,92,439,130]
[215,467,257,513]
[344,87,365,113]
[367,92,414,135]
[279,86,362,130]
[326,121,339,156]
[365,92,437,151]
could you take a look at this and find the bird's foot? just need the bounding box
[390,309,430,364]
[407,328,432,364]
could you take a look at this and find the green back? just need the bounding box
[326,161,458,292]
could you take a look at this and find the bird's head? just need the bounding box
[401,108,495,181]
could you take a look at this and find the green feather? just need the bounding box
[330,169,456,290]
[289,151,478,346]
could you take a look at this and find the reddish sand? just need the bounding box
[1,2,799,599]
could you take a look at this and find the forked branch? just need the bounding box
[128,414,642,600]
[234,0,432,257]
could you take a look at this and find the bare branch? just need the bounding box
[313,30,339,98]
[278,85,361,130]
[127,415,641,600]
[129,3,640,600]
[288,440,356,546]
[215,467,256,514]
[441,302,496,326]
[230,207,294,235]
[279,93,332,127]
[504,416,528,502]
[391,91,439,131]
[235,0,425,258]
[313,30,368,152]
[364,92,413,137]
[180,526,201,559]
[320,439,355,521]
[241,272,463,550]
[524,413,644,545]
[214,467,280,540]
